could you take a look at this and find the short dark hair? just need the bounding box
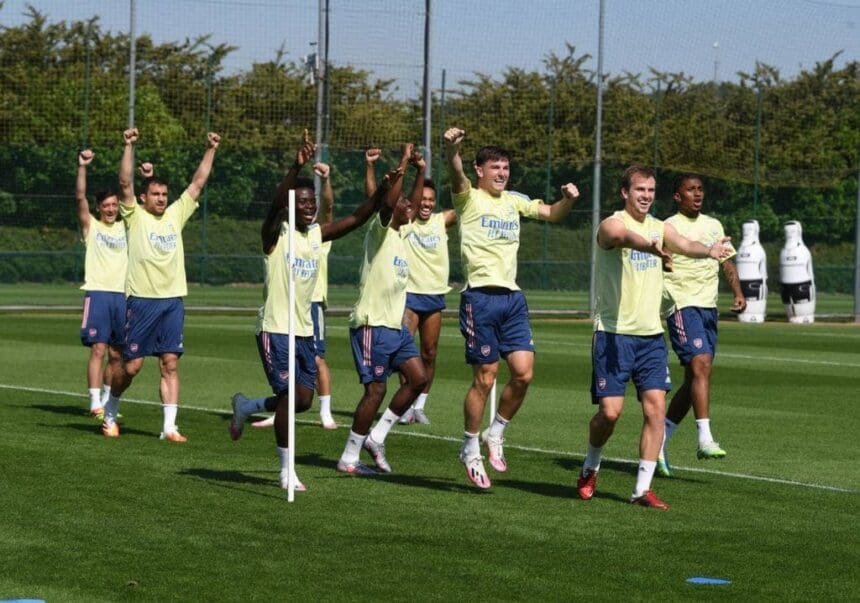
[94,190,116,204]
[294,177,315,191]
[422,178,436,191]
[141,176,168,192]
[475,146,511,167]
[672,172,703,194]
[620,164,656,190]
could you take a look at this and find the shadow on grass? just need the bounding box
[375,472,490,495]
[62,422,157,438]
[32,403,89,417]
[552,455,705,493]
[178,467,284,500]
[181,467,274,487]
[291,452,488,495]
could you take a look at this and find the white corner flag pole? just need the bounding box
[489,378,497,422]
[287,189,297,502]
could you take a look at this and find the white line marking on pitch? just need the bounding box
[3,383,855,494]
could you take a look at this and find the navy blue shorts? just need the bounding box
[124,296,185,360]
[666,306,718,365]
[80,291,126,348]
[311,301,327,358]
[459,287,534,365]
[591,331,671,404]
[256,331,317,394]
[350,325,419,384]
[406,292,446,315]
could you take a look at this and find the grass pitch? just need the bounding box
[0,309,857,601]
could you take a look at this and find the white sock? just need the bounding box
[319,394,333,418]
[341,430,366,464]
[583,443,603,474]
[88,388,101,411]
[369,408,398,443]
[104,394,121,425]
[277,446,300,487]
[696,419,714,446]
[277,446,290,471]
[462,431,480,458]
[487,413,509,439]
[100,384,111,406]
[413,392,429,411]
[240,396,268,417]
[632,459,657,498]
[163,404,178,434]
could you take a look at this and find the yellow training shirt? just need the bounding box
[663,213,735,311]
[121,191,197,298]
[349,215,411,329]
[406,212,450,295]
[258,223,322,337]
[453,186,540,290]
[311,241,332,306]
[594,210,665,336]
[81,216,127,293]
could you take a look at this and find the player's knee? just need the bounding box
[473,373,496,395]
[690,355,713,377]
[90,344,107,360]
[511,369,533,388]
[411,372,429,394]
[600,406,622,424]
[421,345,438,364]
[124,359,144,378]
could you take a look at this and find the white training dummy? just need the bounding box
[735,219,768,323]
[779,220,815,324]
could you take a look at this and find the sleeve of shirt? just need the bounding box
[172,190,200,226]
[512,192,541,219]
[452,187,472,211]
[119,202,136,220]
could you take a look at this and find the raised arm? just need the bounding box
[274,133,316,207]
[364,147,381,198]
[76,149,94,232]
[443,127,470,194]
[320,168,396,243]
[378,163,406,227]
[314,162,334,225]
[185,132,221,201]
[383,143,414,212]
[405,149,427,222]
[118,128,138,207]
[722,259,747,313]
[262,136,317,253]
[537,182,580,223]
[663,222,731,261]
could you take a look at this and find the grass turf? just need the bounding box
[0,311,857,600]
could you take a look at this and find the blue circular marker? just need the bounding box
[687,576,731,585]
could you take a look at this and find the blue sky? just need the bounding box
[2,0,857,95]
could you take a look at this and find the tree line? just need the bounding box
[0,7,857,247]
